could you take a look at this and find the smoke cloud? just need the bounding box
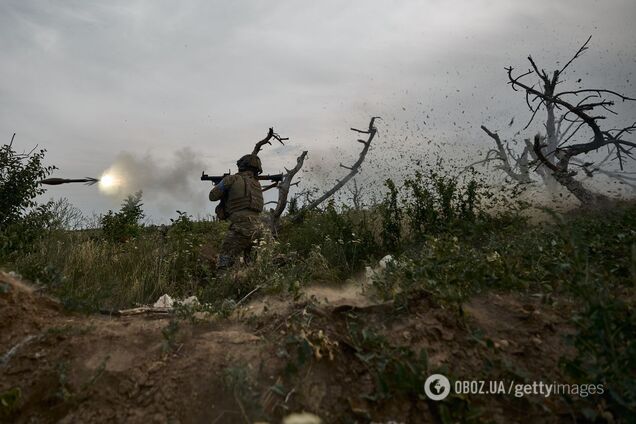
[99,148,208,214]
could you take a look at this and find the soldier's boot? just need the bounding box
[217,255,235,270]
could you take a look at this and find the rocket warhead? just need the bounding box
[41,177,99,186]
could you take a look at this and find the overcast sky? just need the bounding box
[2,0,635,223]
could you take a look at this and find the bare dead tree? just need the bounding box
[50,197,86,230]
[504,36,636,205]
[470,37,636,198]
[471,37,636,204]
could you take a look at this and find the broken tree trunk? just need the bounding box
[269,150,308,231]
[532,135,609,206]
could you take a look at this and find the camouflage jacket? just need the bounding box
[209,171,263,218]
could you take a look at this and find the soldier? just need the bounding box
[209,154,265,268]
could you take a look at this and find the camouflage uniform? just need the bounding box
[209,164,264,268]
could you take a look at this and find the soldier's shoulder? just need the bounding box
[237,170,256,178]
[223,174,241,185]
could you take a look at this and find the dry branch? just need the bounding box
[252,128,288,155]
[101,307,173,316]
[246,126,304,230]
[291,117,380,221]
[468,126,532,183]
[345,178,366,209]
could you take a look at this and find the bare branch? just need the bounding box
[292,117,380,221]
[344,178,366,209]
[473,125,533,183]
[522,101,544,130]
[572,156,636,190]
[558,120,587,148]
[558,35,591,75]
[528,55,549,83]
[506,67,533,91]
[252,127,288,155]
[508,65,624,159]
[555,89,636,102]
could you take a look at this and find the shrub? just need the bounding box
[0,138,56,257]
[562,292,636,422]
[100,191,145,242]
[278,200,382,278]
[402,169,484,238]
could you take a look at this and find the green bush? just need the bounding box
[402,169,485,238]
[166,210,203,283]
[372,202,636,307]
[278,200,382,278]
[0,138,55,258]
[562,291,636,422]
[100,191,145,242]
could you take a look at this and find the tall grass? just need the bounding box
[4,205,223,309]
[2,166,635,420]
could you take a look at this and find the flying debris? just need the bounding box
[40,177,99,186]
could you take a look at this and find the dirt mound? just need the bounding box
[1,273,576,423]
[0,272,63,354]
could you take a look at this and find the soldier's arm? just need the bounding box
[209,175,236,201]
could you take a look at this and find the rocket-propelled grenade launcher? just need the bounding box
[41,177,99,186]
[201,172,284,191]
[200,172,283,184]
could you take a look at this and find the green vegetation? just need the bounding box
[100,191,145,242]
[0,138,55,257]
[1,140,634,421]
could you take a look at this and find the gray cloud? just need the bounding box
[1,0,635,221]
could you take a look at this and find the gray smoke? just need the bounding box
[100,148,207,213]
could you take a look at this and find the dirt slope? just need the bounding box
[1,272,576,423]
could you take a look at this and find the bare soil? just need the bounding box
[1,272,577,423]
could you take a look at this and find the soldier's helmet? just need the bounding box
[237,154,263,175]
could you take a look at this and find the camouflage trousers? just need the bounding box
[218,210,266,268]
